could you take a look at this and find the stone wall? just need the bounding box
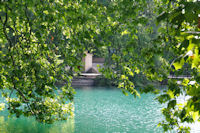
[92,57,105,63]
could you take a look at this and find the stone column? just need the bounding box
[83,52,93,72]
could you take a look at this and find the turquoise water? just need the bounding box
[0,87,198,133]
[75,87,164,133]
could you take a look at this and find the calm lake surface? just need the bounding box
[0,87,199,133]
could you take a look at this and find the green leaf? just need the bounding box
[166,89,174,99]
[192,111,199,121]
[122,89,129,96]
[121,30,130,36]
[173,58,185,70]
[167,100,176,109]
[156,94,171,104]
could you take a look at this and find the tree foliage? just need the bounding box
[0,0,106,123]
[154,1,200,132]
[100,0,200,132]
[0,0,200,132]
[99,0,200,132]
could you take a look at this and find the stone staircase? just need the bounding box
[72,73,101,86]
[72,78,95,86]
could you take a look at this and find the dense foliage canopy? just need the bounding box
[0,0,106,123]
[0,0,200,132]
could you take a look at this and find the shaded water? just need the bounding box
[0,87,199,133]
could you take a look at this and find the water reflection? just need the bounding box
[0,115,74,133]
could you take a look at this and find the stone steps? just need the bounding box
[72,78,95,86]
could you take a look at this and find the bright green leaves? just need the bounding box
[43,10,49,15]
[155,1,200,132]
[192,111,199,121]
[166,89,175,99]
[0,0,199,132]
[100,0,161,99]
[0,0,104,123]
[32,97,74,123]
[0,103,5,111]
[157,1,200,30]
[121,30,130,36]
[123,66,134,77]
[99,1,200,132]
[159,108,178,131]
[118,68,139,97]
[191,47,200,69]
[173,58,185,70]
[134,67,140,74]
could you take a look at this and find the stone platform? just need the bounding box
[72,73,101,86]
